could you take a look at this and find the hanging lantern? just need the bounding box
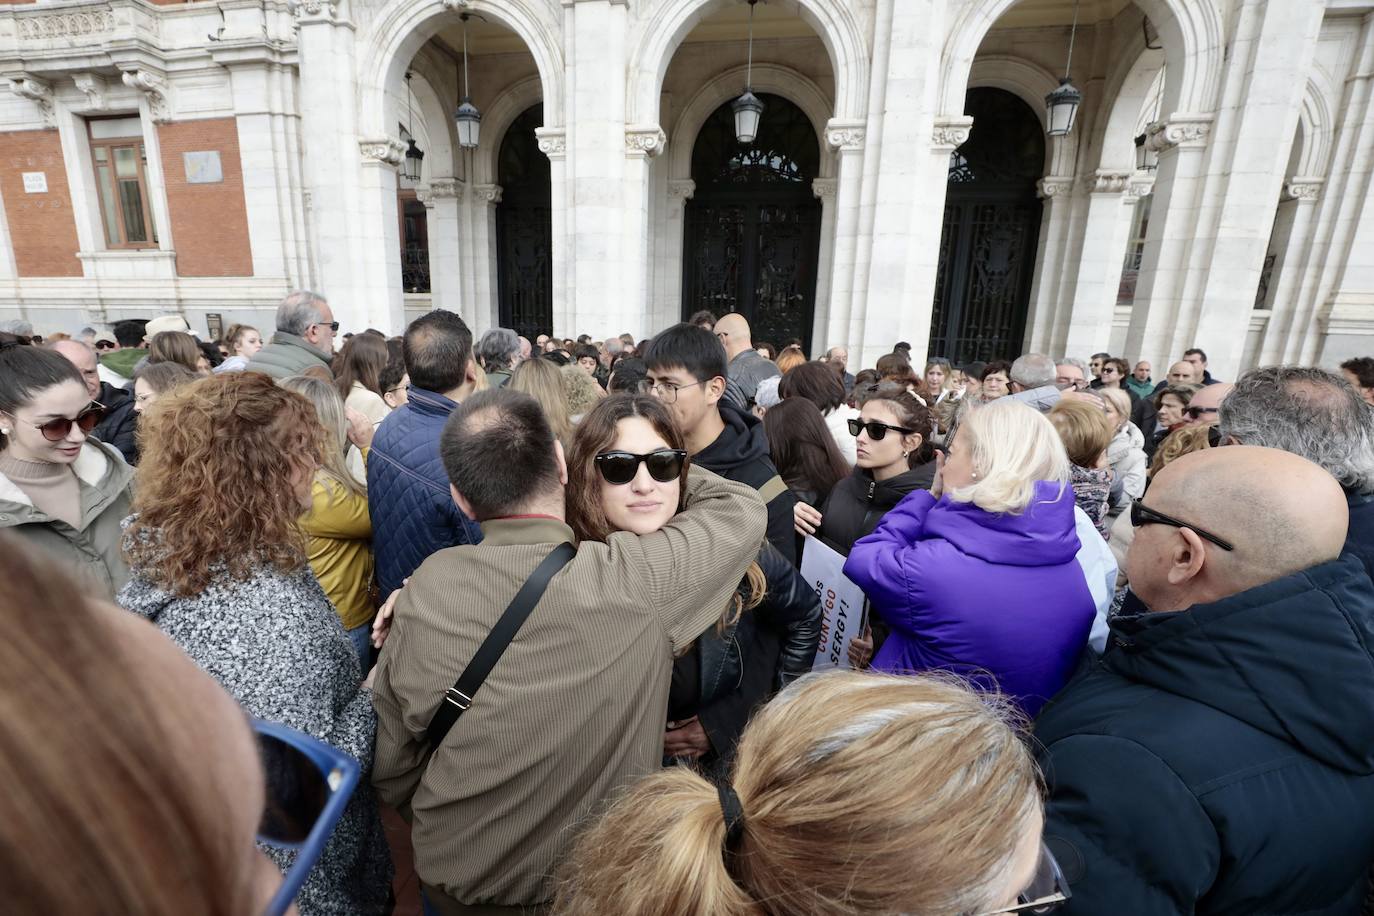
[1046,0,1081,138]
[1134,131,1158,171]
[455,14,482,149]
[734,0,762,145]
[401,72,424,182]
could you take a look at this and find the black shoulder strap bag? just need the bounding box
[425,541,577,748]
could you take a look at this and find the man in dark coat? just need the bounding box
[1034,447,1374,914]
[1217,365,1374,579]
[51,339,138,464]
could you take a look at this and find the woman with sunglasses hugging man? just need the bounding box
[0,333,134,598]
[566,394,820,775]
[793,384,939,668]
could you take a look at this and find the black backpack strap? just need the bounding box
[425,541,576,748]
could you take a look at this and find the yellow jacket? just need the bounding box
[301,465,375,631]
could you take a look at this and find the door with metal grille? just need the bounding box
[683,93,821,351]
[931,88,1045,364]
[496,104,552,340]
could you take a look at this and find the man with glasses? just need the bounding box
[1033,446,1374,914]
[1180,381,1232,428]
[244,290,337,380]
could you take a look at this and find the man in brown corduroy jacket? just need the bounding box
[371,388,766,916]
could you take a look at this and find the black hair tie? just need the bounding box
[717,782,745,856]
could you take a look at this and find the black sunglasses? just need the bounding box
[848,417,914,441]
[1182,405,1218,420]
[595,449,687,485]
[34,402,106,442]
[1130,499,1235,551]
[312,321,340,333]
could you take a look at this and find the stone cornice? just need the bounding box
[120,68,170,123]
[536,127,566,160]
[811,178,836,201]
[1090,170,1133,194]
[7,75,54,127]
[359,136,406,166]
[1285,176,1324,201]
[288,0,340,22]
[1144,114,1214,153]
[1037,176,1075,199]
[931,116,974,150]
[825,118,866,151]
[625,126,666,158]
[474,183,503,204]
[427,177,465,199]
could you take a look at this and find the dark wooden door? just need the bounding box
[683,93,821,351]
[496,104,552,340]
[931,88,1046,364]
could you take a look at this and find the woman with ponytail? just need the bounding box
[553,671,1064,916]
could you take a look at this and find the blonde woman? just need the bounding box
[509,357,573,447]
[553,671,1065,916]
[1097,386,1146,517]
[845,398,1101,717]
[561,362,603,423]
[280,375,377,670]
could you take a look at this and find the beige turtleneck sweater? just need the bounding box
[0,451,81,529]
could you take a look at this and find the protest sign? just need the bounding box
[801,536,867,671]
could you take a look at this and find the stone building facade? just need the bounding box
[0,0,1368,379]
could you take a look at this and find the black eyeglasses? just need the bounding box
[1183,406,1218,420]
[848,417,913,441]
[595,449,687,485]
[32,401,106,442]
[1130,499,1235,551]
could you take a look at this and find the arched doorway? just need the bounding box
[682,93,822,350]
[496,104,552,339]
[931,88,1045,362]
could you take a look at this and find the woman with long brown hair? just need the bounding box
[566,395,820,774]
[554,671,1059,916]
[148,330,209,375]
[333,331,391,426]
[214,323,263,373]
[762,397,849,509]
[119,372,391,915]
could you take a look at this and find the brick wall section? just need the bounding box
[158,118,254,277]
[0,129,82,276]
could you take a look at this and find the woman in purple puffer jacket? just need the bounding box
[844,398,1097,718]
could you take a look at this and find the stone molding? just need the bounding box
[535,127,566,160]
[359,136,406,166]
[72,73,107,111]
[1285,176,1324,201]
[625,126,666,158]
[1037,176,1075,199]
[288,0,340,23]
[121,69,170,123]
[427,177,465,199]
[1090,170,1133,194]
[668,178,696,201]
[1144,114,1214,153]
[7,75,54,127]
[811,178,837,201]
[474,183,503,204]
[16,7,113,40]
[931,116,974,150]
[1125,173,1156,200]
[825,119,866,151]
[439,0,472,9]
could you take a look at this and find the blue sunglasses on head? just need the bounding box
[252,719,360,916]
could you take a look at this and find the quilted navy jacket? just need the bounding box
[368,387,481,600]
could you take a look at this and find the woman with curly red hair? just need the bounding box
[118,372,391,915]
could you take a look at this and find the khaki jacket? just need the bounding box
[0,440,134,599]
[371,467,766,908]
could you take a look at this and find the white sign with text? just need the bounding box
[21,172,46,193]
[802,536,867,672]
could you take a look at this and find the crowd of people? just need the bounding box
[3,296,1374,915]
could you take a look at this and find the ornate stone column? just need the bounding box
[810,178,837,349]
[536,127,568,338]
[1023,175,1076,353]
[623,125,666,337]
[358,137,406,331]
[823,119,866,359]
[662,178,695,333]
[421,178,465,319]
[469,183,503,338]
[1061,170,1134,358]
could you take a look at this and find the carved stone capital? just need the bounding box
[1285,176,1324,201]
[1125,173,1156,200]
[427,177,465,199]
[825,119,866,151]
[1145,115,1213,153]
[121,69,170,123]
[811,178,837,201]
[72,73,107,111]
[1037,176,1075,199]
[535,127,566,160]
[8,75,54,127]
[1091,170,1132,194]
[931,116,974,150]
[668,178,696,202]
[625,126,666,158]
[474,183,503,204]
[359,137,406,166]
[288,0,341,22]
[439,0,472,9]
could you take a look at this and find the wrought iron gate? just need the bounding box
[930,88,1045,364]
[496,105,552,341]
[683,93,821,351]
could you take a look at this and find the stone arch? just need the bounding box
[626,0,868,127]
[668,64,835,181]
[940,0,1223,126]
[472,76,544,186]
[967,54,1072,176]
[1096,48,1166,171]
[1294,76,1334,179]
[358,0,563,143]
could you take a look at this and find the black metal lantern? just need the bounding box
[1046,0,1081,137]
[1134,131,1158,171]
[401,72,424,182]
[733,0,764,144]
[455,14,481,149]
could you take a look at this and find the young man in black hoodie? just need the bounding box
[642,323,797,565]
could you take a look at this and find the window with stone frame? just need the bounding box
[86,117,158,250]
[1116,195,1152,305]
